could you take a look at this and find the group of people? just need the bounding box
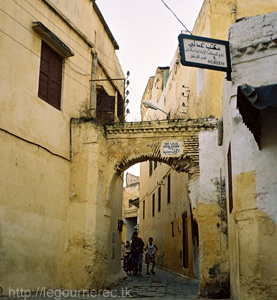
[124,231,158,275]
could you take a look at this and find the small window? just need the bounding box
[152,193,155,217]
[38,42,62,110]
[171,221,174,237]
[183,212,189,268]
[154,161,157,169]
[167,174,171,204]
[149,161,153,177]
[143,200,145,220]
[158,186,161,212]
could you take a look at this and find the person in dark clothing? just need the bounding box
[131,231,144,275]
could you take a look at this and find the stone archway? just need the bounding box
[65,117,229,298]
[105,118,217,175]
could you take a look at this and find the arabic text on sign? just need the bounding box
[183,39,227,68]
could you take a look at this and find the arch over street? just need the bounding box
[67,116,227,297]
[105,118,217,175]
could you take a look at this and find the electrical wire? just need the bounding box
[12,0,119,81]
[0,24,131,120]
[0,27,91,92]
[161,0,193,35]
[20,0,123,76]
[128,82,142,102]
[25,0,120,69]
[63,71,90,90]
[11,0,126,91]
[127,84,142,121]
[0,28,40,58]
[65,61,90,76]
[2,2,135,114]
[0,127,70,162]
[129,85,141,101]
[0,6,91,76]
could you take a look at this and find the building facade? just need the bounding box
[139,0,277,298]
[223,12,277,300]
[122,172,139,242]
[0,0,125,293]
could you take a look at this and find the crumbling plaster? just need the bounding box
[223,12,277,299]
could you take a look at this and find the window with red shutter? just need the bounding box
[117,93,124,122]
[38,42,62,110]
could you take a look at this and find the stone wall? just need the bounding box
[189,130,229,298]
[0,0,124,293]
[223,12,277,300]
[0,130,70,292]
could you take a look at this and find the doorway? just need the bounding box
[192,218,199,278]
[182,212,189,269]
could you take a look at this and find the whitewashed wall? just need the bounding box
[224,12,277,223]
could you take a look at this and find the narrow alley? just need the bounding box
[1,1,277,300]
[1,266,221,300]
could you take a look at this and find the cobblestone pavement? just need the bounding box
[0,266,229,300]
[107,265,199,299]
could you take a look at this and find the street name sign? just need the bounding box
[161,140,183,157]
[178,34,231,74]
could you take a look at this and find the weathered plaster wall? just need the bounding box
[106,174,125,286]
[139,162,194,276]
[0,0,124,293]
[123,178,139,241]
[0,131,70,293]
[142,0,277,122]
[189,130,229,298]
[139,1,277,299]
[123,181,139,219]
[50,0,123,81]
[223,12,277,300]
[62,120,106,289]
[142,0,230,122]
[62,120,125,289]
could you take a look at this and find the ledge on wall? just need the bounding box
[32,21,74,57]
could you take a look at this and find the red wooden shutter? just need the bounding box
[38,42,62,110]
[38,43,50,101]
[96,94,115,123]
[117,93,124,122]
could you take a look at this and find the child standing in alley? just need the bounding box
[145,237,158,274]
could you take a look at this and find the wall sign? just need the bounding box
[178,34,232,74]
[161,141,183,157]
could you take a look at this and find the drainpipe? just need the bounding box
[69,117,78,160]
[231,4,237,23]
[90,50,98,113]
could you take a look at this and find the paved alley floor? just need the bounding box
[1,265,229,300]
[107,265,199,299]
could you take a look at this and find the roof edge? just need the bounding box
[93,1,120,50]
